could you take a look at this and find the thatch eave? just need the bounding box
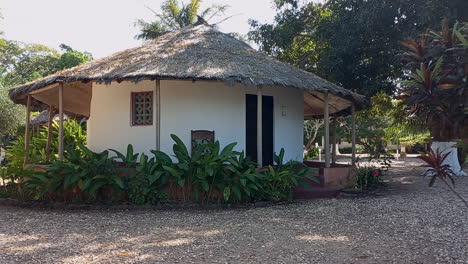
[8,24,368,114]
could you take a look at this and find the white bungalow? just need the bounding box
[9,23,366,168]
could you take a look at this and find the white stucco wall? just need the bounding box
[87,80,304,162]
[87,80,157,156]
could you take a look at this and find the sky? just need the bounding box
[1,0,278,58]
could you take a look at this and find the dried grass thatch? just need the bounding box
[30,110,69,126]
[9,24,366,114]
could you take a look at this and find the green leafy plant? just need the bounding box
[418,149,468,208]
[354,166,384,190]
[4,120,86,182]
[17,135,318,204]
[303,146,319,160]
[24,144,124,202]
[125,151,172,204]
[110,144,139,167]
[224,151,264,202]
[164,134,239,203]
[261,148,314,201]
[399,20,467,142]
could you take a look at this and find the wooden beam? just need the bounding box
[23,95,32,166]
[331,117,337,165]
[351,104,357,166]
[257,86,263,168]
[31,82,92,117]
[29,83,59,95]
[308,92,341,113]
[324,92,330,168]
[45,105,55,162]
[58,83,64,161]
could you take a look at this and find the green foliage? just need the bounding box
[354,166,384,190]
[5,135,316,204]
[224,152,264,202]
[0,39,60,86]
[165,134,241,202]
[25,144,123,201]
[303,147,318,160]
[0,89,24,141]
[454,139,468,166]
[261,149,314,200]
[4,120,86,180]
[303,119,323,157]
[418,149,468,208]
[0,31,91,145]
[399,20,467,141]
[135,0,229,40]
[419,149,455,187]
[111,145,172,204]
[55,44,92,71]
[0,40,92,88]
[110,144,139,167]
[336,93,430,160]
[249,0,468,97]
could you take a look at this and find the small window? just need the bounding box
[131,91,153,126]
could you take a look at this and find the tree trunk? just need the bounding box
[431,141,466,176]
[304,123,321,152]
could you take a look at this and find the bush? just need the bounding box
[304,147,318,160]
[110,145,171,204]
[262,148,311,200]
[5,134,317,204]
[4,120,86,182]
[162,134,263,203]
[340,145,364,154]
[354,166,384,190]
[24,144,123,202]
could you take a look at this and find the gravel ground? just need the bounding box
[0,159,467,264]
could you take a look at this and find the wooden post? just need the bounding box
[331,117,337,165]
[257,86,263,168]
[23,95,32,166]
[155,80,161,150]
[45,105,55,162]
[324,92,330,168]
[351,104,356,166]
[58,83,64,161]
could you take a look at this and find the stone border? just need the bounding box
[0,197,289,212]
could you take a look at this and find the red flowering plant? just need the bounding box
[418,149,468,209]
[372,170,380,177]
[354,165,384,190]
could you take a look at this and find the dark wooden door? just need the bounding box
[246,94,274,166]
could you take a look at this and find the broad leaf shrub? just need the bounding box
[25,144,124,202]
[262,148,311,200]
[110,145,172,204]
[354,166,384,190]
[418,149,468,209]
[5,134,317,204]
[4,120,86,182]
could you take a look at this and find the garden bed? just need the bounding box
[303,161,355,188]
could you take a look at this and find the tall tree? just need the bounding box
[55,44,93,71]
[248,0,468,96]
[0,38,92,142]
[399,20,467,142]
[135,0,229,40]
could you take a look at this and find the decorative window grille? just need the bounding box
[131,92,153,126]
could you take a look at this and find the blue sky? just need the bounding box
[1,0,278,58]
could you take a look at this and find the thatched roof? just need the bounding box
[30,110,51,126]
[30,110,69,126]
[9,23,366,114]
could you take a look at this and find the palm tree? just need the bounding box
[135,0,229,40]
